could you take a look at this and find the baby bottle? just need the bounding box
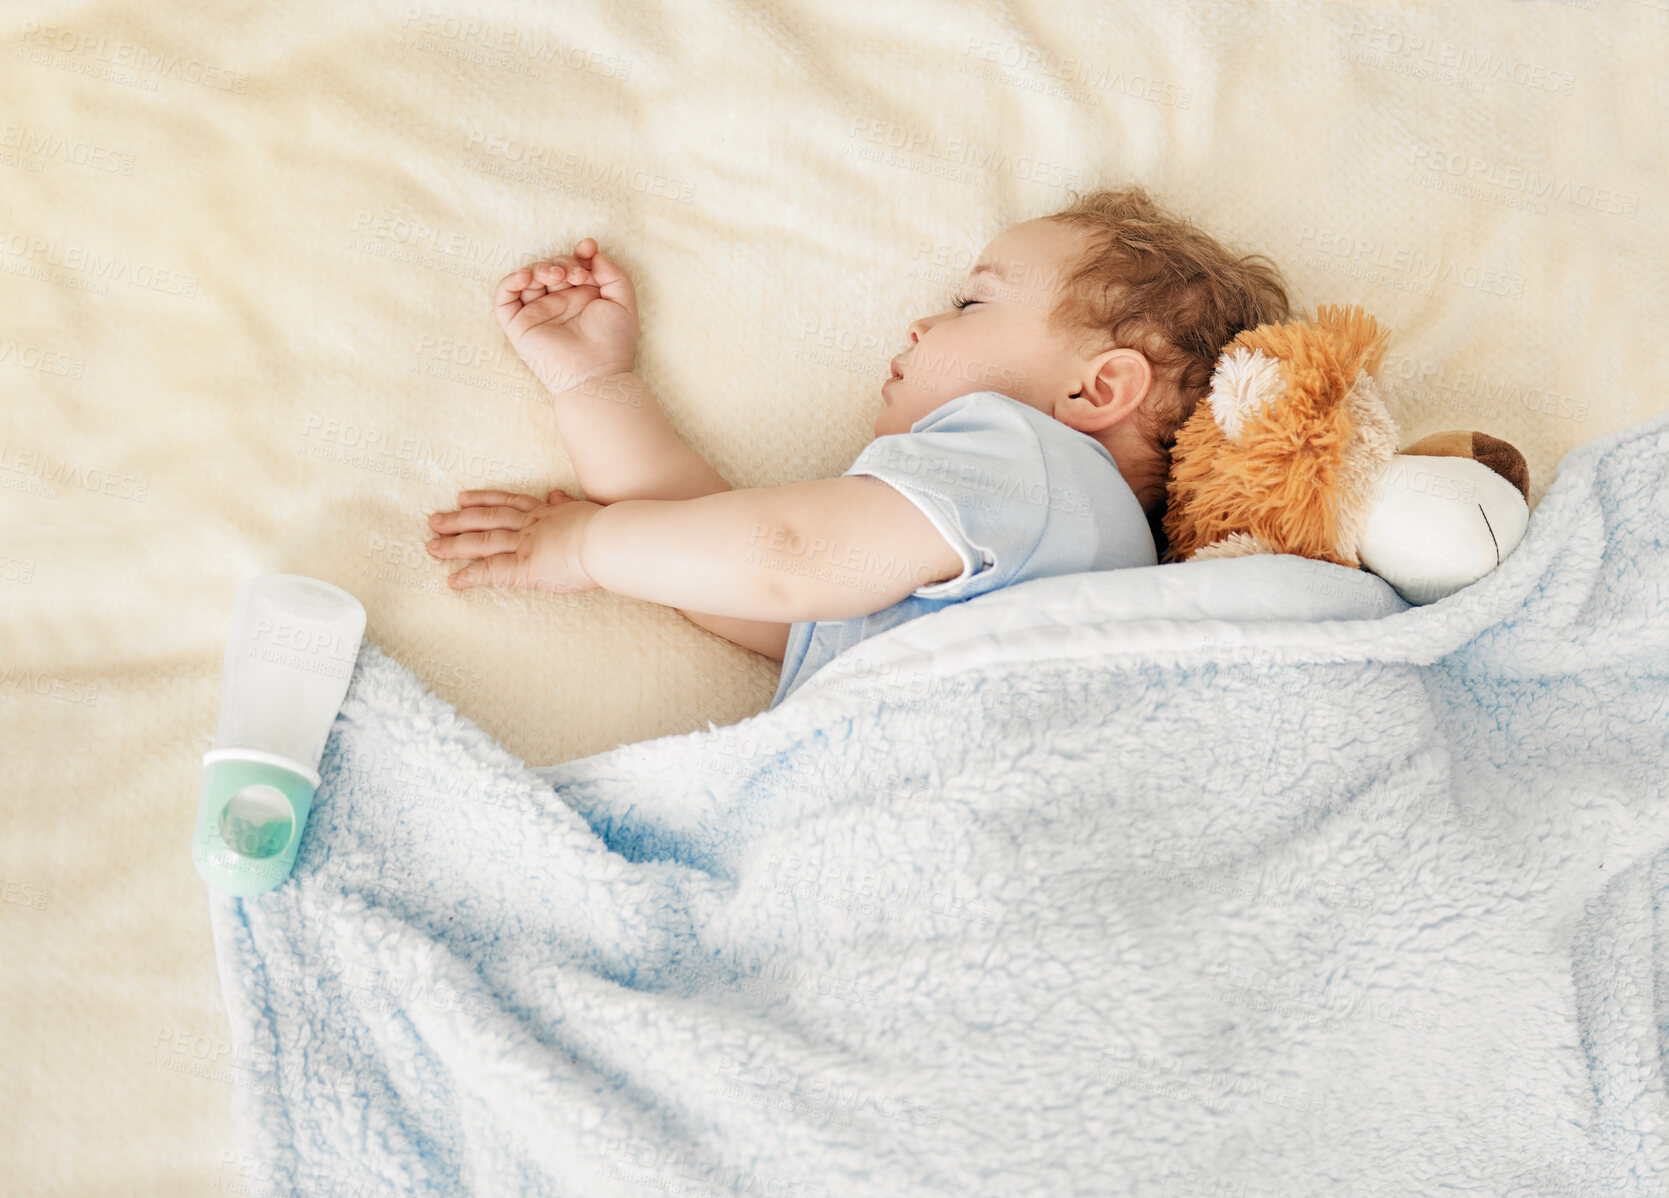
[192,574,366,897]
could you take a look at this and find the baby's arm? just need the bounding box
[577,476,966,622]
[495,241,789,658]
[546,368,791,658]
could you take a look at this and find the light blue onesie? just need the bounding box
[768,390,1158,709]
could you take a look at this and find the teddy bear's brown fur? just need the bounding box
[1162,304,1399,566]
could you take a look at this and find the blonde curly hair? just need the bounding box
[1043,185,1292,558]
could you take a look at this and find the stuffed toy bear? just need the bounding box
[1162,304,1531,605]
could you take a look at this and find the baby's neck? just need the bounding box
[1084,418,1162,511]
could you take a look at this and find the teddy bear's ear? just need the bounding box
[1313,302,1393,380]
[1401,430,1529,501]
[1163,304,1399,567]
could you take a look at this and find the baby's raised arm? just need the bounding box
[483,239,796,658]
[495,239,728,506]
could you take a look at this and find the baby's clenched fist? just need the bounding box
[495,236,639,396]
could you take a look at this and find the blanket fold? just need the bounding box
[212,414,1669,1197]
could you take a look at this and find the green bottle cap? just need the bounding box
[193,751,317,897]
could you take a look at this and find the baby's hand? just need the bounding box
[426,488,604,594]
[496,237,639,395]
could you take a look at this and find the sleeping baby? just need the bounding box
[424,186,1291,709]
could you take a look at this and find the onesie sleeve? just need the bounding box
[842,393,1052,602]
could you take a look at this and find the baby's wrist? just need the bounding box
[551,365,637,399]
[573,502,610,590]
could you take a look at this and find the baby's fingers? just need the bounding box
[456,490,543,511]
[573,241,635,313]
[495,267,536,324]
[428,528,520,560]
[446,554,520,590]
[534,257,592,287]
[429,505,533,536]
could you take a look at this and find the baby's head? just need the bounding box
[879,185,1291,556]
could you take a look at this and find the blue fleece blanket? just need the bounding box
[210,414,1669,1197]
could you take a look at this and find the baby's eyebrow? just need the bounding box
[968,262,1000,281]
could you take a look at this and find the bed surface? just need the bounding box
[1,2,1664,1193]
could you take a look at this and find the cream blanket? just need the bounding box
[2,2,1664,1192]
